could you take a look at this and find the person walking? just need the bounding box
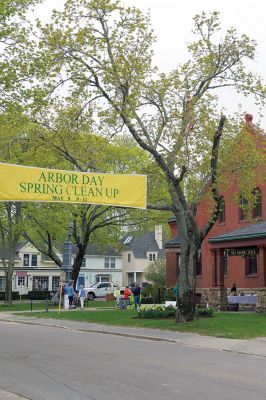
[132,283,141,310]
[67,282,75,309]
[79,285,86,310]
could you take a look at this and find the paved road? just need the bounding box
[0,320,266,400]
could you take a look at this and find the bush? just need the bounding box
[137,304,176,319]
[28,291,50,300]
[0,292,21,301]
[195,306,214,318]
[141,297,155,304]
[164,288,176,301]
[141,285,165,304]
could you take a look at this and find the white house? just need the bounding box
[0,242,122,293]
[121,225,165,286]
[74,244,122,289]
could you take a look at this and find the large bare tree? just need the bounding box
[31,1,266,321]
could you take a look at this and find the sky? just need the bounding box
[33,0,266,128]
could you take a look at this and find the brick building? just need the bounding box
[165,117,266,310]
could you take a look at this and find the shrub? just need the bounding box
[141,297,155,304]
[137,304,176,319]
[28,291,50,300]
[164,288,176,301]
[141,285,165,304]
[195,306,214,318]
[0,292,21,301]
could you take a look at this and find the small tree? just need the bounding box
[144,258,166,287]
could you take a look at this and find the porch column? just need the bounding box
[257,245,266,287]
[216,249,225,288]
[209,248,227,310]
[211,249,217,287]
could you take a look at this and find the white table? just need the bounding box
[227,295,257,305]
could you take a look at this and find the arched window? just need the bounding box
[195,250,202,276]
[245,255,257,275]
[223,250,228,276]
[218,196,225,224]
[252,187,262,219]
[239,194,248,221]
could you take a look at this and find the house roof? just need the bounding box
[209,220,266,243]
[121,231,165,258]
[0,241,121,263]
[41,243,121,259]
[0,248,20,261]
[78,243,121,257]
[164,235,181,248]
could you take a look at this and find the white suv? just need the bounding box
[85,282,114,300]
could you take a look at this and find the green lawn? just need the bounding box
[0,300,115,312]
[16,307,266,339]
[0,301,56,312]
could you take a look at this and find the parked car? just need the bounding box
[85,282,115,300]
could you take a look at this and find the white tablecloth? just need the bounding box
[227,295,257,305]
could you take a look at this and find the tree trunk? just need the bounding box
[71,245,86,288]
[175,239,196,322]
[5,273,13,306]
[172,206,198,323]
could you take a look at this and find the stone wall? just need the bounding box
[256,288,266,312]
[196,288,227,310]
[196,287,266,312]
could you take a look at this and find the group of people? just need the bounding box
[52,281,143,310]
[114,284,141,310]
[51,283,87,310]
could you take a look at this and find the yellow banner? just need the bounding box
[0,163,147,209]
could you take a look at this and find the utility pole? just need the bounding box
[62,222,73,282]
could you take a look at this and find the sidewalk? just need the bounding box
[1,311,266,358]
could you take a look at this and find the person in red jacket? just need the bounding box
[123,286,132,305]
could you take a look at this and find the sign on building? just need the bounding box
[227,247,258,257]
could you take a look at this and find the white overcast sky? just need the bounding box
[33,0,266,128]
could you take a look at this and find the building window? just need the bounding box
[23,253,38,267]
[176,254,180,278]
[104,258,116,269]
[96,275,110,283]
[195,250,202,276]
[148,253,156,262]
[252,188,262,219]
[17,276,26,286]
[218,197,225,224]
[0,277,5,291]
[127,253,131,262]
[23,254,29,266]
[32,276,49,290]
[239,194,248,221]
[223,251,228,276]
[52,276,60,291]
[245,255,257,275]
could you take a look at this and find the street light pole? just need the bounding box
[62,222,73,282]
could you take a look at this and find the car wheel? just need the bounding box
[87,292,95,301]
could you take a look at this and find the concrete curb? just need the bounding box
[0,389,29,399]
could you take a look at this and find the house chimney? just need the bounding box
[155,225,163,249]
